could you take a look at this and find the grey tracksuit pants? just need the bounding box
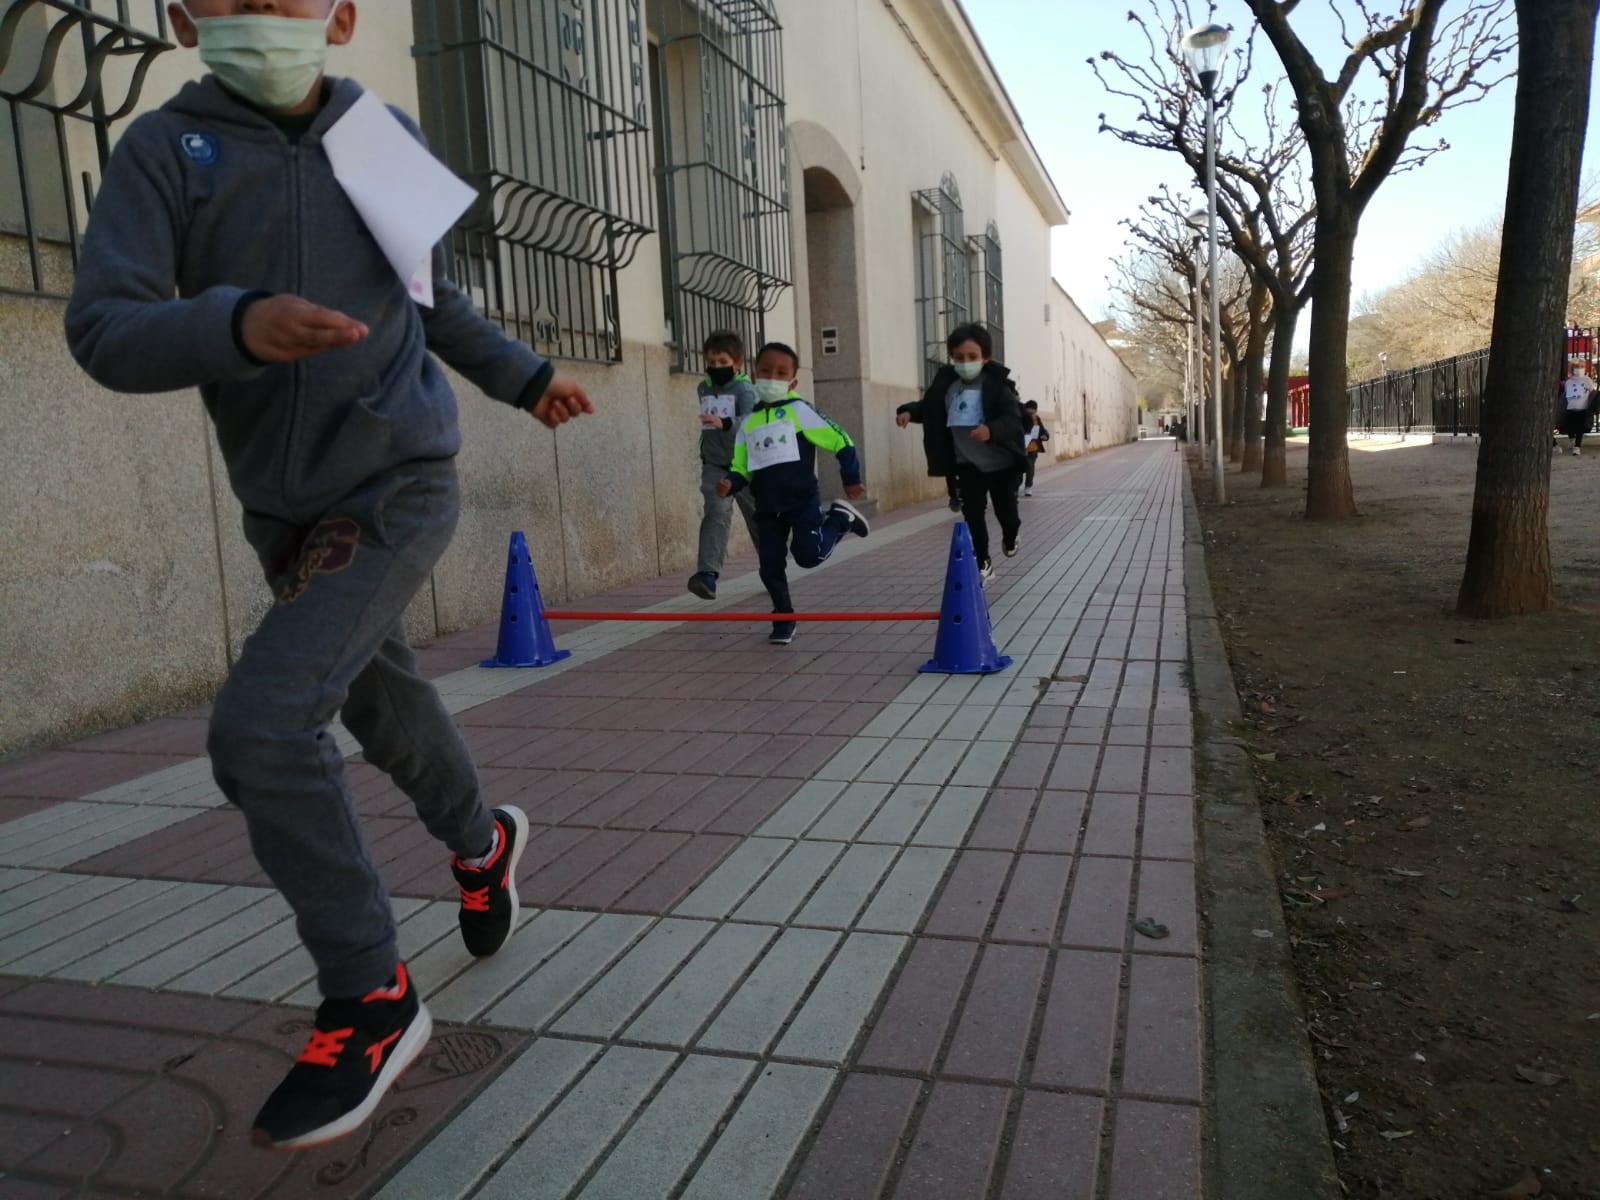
[697,460,759,576]
[207,461,494,998]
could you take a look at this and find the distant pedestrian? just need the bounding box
[1559,367,1595,457]
[1021,400,1050,496]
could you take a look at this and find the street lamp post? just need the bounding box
[1182,22,1230,503]
[1378,351,1388,436]
[1187,229,1204,457]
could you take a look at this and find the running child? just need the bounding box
[64,0,592,1149]
[716,342,869,644]
[895,323,1026,583]
[689,330,759,598]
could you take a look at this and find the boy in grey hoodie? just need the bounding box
[689,329,759,598]
[64,0,592,1150]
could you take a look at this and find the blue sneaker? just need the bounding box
[769,621,797,645]
[687,572,718,600]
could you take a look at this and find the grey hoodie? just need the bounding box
[65,76,550,524]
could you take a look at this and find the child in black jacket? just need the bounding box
[896,323,1027,581]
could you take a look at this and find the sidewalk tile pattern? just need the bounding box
[0,445,1202,1199]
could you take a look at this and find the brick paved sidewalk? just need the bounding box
[0,441,1200,1200]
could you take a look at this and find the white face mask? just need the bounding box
[754,379,791,405]
[183,3,343,112]
[953,360,983,382]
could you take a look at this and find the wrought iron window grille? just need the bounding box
[411,0,654,364]
[651,0,790,375]
[968,220,1004,364]
[1,0,172,299]
[914,172,968,387]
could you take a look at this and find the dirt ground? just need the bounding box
[1196,436,1600,1200]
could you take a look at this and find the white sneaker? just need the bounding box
[1575,447,1583,457]
[979,559,994,586]
[1023,487,1033,497]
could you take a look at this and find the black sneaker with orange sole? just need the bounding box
[450,805,529,957]
[251,961,432,1150]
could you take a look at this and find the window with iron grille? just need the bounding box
[913,172,968,387]
[650,0,790,375]
[411,0,654,364]
[1,0,172,299]
[968,220,1004,364]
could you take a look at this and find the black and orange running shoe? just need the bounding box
[251,961,431,1149]
[449,805,528,957]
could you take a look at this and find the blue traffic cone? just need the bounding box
[919,522,1012,675]
[481,531,570,668]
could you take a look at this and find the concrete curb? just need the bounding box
[1182,465,1343,1200]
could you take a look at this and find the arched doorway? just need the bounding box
[802,164,864,501]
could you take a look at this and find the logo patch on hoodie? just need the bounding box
[180,132,219,166]
[277,517,360,604]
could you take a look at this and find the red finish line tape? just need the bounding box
[543,610,940,623]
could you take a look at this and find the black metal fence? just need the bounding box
[1347,349,1490,437]
[1348,327,1599,436]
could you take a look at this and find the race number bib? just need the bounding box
[700,394,736,423]
[949,388,982,427]
[746,419,801,470]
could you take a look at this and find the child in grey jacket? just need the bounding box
[64,0,592,1152]
[690,329,759,598]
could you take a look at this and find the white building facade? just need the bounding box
[0,0,1137,752]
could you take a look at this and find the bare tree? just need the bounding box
[1112,202,1257,455]
[1093,0,1315,487]
[1458,0,1598,617]
[1244,0,1516,518]
[1352,179,1600,375]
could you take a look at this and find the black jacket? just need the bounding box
[897,361,1027,477]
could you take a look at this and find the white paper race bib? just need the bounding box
[746,419,801,470]
[949,388,982,427]
[701,394,736,423]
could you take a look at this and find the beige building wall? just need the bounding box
[1,0,1133,755]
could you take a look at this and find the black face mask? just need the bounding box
[707,366,737,387]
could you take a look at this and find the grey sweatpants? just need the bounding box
[207,461,494,998]
[697,460,759,575]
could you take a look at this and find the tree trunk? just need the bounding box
[1229,364,1247,462]
[1242,282,1270,473]
[1458,0,1595,617]
[1305,205,1360,518]
[1262,303,1299,487]
[1218,360,1234,455]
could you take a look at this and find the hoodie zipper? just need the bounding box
[280,141,304,516]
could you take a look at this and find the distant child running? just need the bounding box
[717,342,869,644]
[1021,399,1050,496]
[64,0,593,1151]
[689,330,759,598]
[896,323,1027,583]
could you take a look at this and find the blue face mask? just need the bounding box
[183,2,343,111]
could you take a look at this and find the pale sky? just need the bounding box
[962,0,1600,323]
